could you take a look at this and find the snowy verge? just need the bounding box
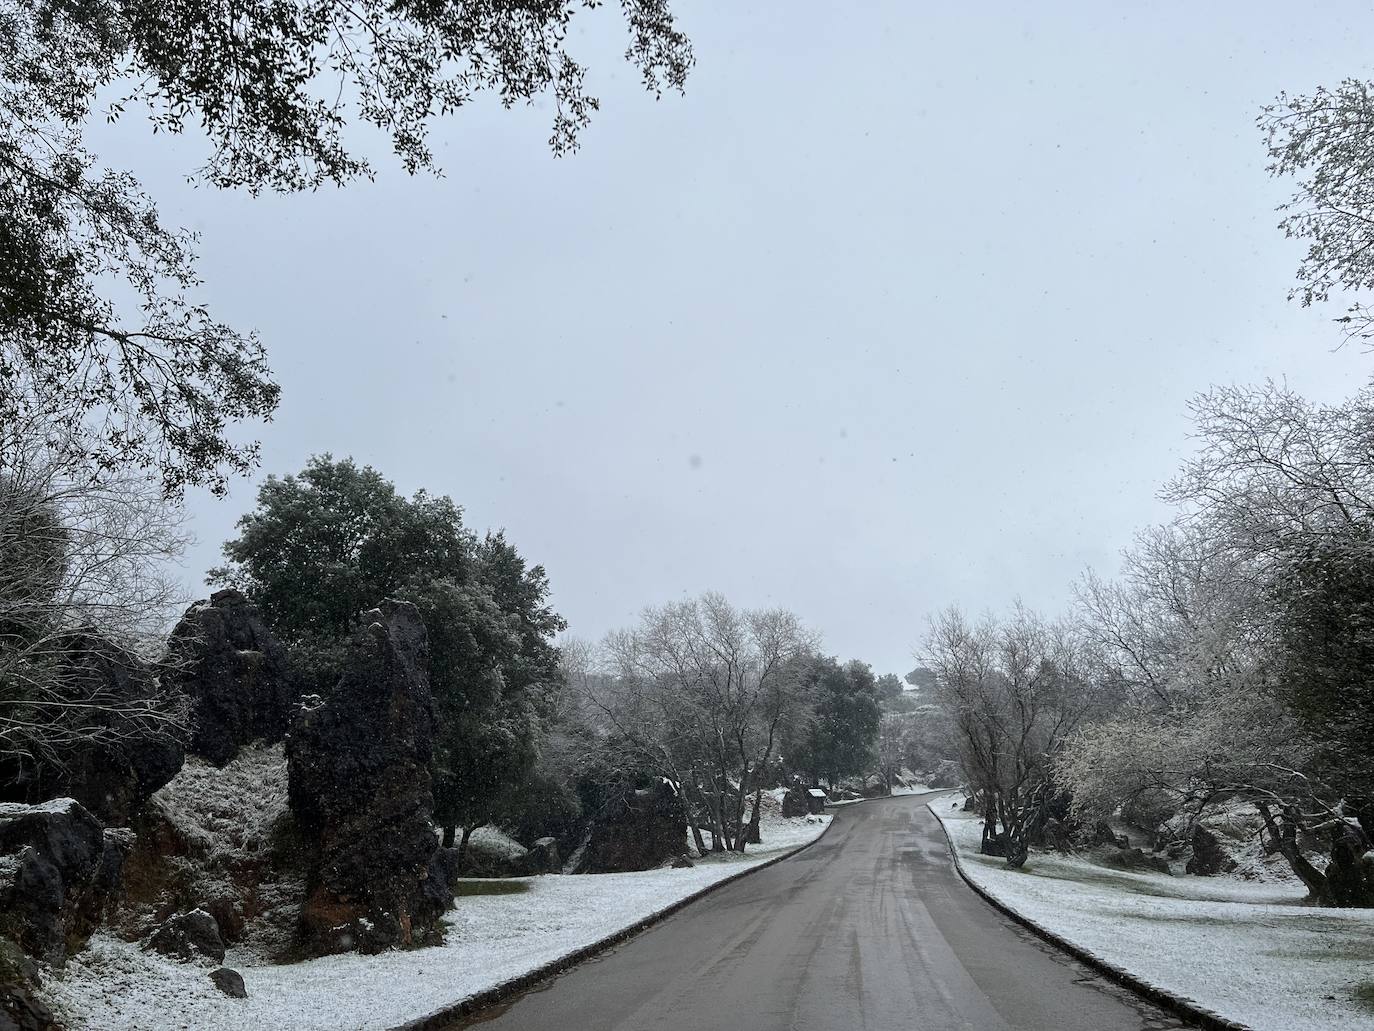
[44,813,833,1031]
[929,799,1374,1031]
[889,782,933,796]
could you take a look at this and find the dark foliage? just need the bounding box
[214,455,565,849]
[1273,524,1374,803]
[2,0,690,494]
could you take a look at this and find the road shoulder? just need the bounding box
[928,799,1370,1031]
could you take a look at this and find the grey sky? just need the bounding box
[94,2,1374,677]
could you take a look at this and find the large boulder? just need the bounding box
[1186,826,1238,876]
[781,784,809,819]
[1326,821,1374,907]
[1103,847,1172,876]
[512,837,561,877]
[573,780,687,873]
[165,590,295,766]
[286,601,446,956]
[112,742,309,962]
[0,636,184,826]
[0,799,128,966]
[146,909,226,964]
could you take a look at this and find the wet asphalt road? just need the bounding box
[448,794,1194,1031]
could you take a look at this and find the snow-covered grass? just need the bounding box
[931,799,1374,1031]
[45,810,831,1031]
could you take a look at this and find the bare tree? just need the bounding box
[922,604,1107,867]
[0,422,192,777]
[1054,382,1374,905]
[1075,521,1270,711]
[582,593,817,853]
[875,713,907,793]
[1164,382,1374,553]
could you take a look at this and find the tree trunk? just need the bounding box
[980,791,1007,857]
[1257,802,1332,904]
[457,825,476,872]
[732,770,750,852]
[684,775,709,855]
[442,824,456,849]
[703,774,727,851]
[743,800,761,845]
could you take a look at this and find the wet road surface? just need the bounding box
[447,793,1194,1031]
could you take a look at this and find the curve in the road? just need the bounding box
[445,794,1196,1031]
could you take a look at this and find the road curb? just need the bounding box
[926,801,1251,1031]
[391,815,841,1030]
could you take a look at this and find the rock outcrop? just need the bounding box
[1326,822,1374,907]
[1103,846,1172,875]
[165,590,295,767]
[0,799,129,966]
[927,760,962,790]
[574,780,687,873]
[113,741,308,961]
[1185,825,1238,876]
[0,636,184,826]
[286,601,447,956]
[0,980,57,1031]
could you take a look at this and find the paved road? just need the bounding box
[449,794,1193,1031]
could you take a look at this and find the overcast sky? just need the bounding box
[93,2,1374,677]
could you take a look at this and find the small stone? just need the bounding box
[209,967,247,998]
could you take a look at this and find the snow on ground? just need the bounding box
[931,800,1374,1031]
[889,783,932,796]
[45,811,831,1031]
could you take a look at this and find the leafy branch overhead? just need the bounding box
[1262,79,1374,344]
[0,0,692,495]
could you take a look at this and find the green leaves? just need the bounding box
[213,454,566,835]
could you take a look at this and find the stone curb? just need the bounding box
[926,801,1251,1031]
[390,814,842,1030]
